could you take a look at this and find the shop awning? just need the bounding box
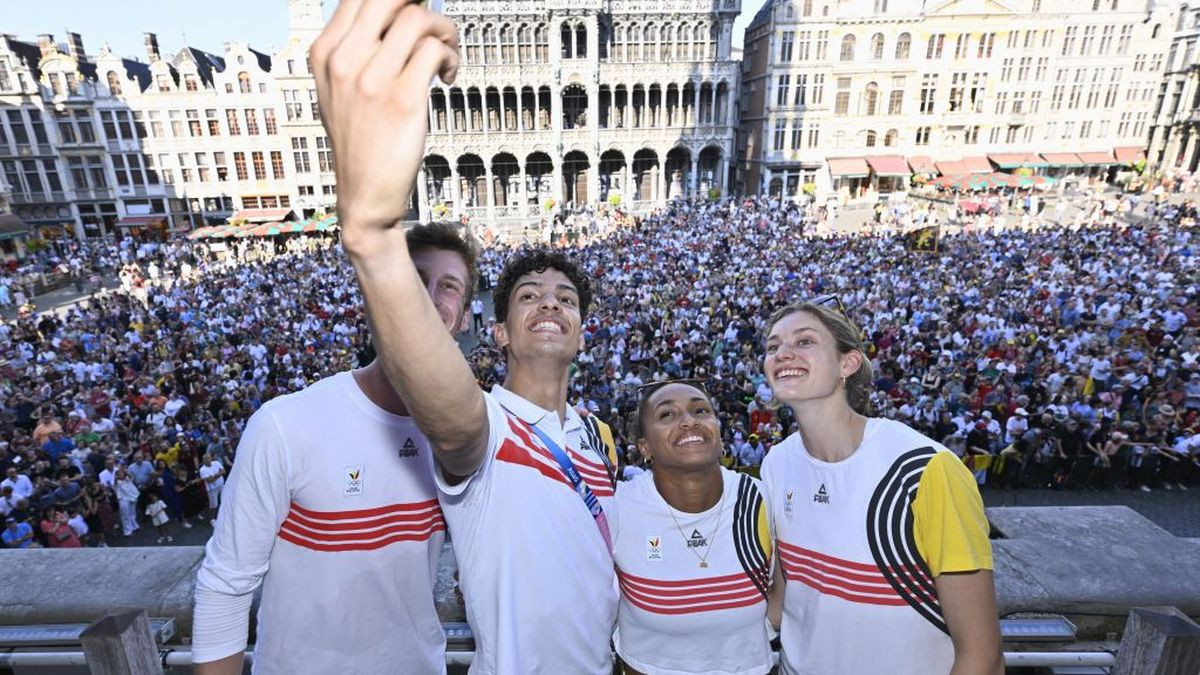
[935,160,968,176]
[827,157,870,178]
[1041,153,1083,167]
[115,216,166,229]
[961,156,992,174]
[0,214,31,241]
[1076,151,1116,165]
[907,156,937,175]
[1114,146,1146,164]
[987,152,1047,169]
[866,155,910,176]
[230,208,295,223]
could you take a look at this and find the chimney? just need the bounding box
[37,33,55,60]
[144,32,160,62]
[66,32,85,62]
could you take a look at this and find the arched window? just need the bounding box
[518,24,531,63]
[536,24,549,62]
[676,23,690,59]
[614,24,626,61]
[238,72,251,94]
[865,130,877,147]
[884,129,898,146]
[895,32,911,60]
[864,82,879,115]
[709,23,719,58]
[464,25,478,63]
[840,35,856,61]
[106,71,122,95]
[500,24,514,63]
[871,33,885,60]
[483,25,497,63]
[803,0,813,16]
[645,24,658,62]
[1152,24,1161,39]
[662,25,674,60]
[694,24,706,59]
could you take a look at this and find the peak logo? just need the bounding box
[398,438,419,459]
[813,483,830,504]
[687,529,708,549]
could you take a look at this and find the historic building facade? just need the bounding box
[739,0,1178,204]
[1148,1,1200,172]
[420,0,743,227]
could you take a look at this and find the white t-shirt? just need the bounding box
[612,469,772,675]
[199,461,225,492]
[193,371,447,675]
[436,385,618,674]
[761,419,993,675]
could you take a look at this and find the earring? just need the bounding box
[841,375,847,388]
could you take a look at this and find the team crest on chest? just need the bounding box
[784,489,795,517]
[343,465,364,496]
[646,535,663,561]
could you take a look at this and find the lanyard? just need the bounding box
[524,422,613,556]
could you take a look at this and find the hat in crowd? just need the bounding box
[1014,408,1028,416]
[982,411,993,419]
[1158,405,1176,416]
[749,434,759,441]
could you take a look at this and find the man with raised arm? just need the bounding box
[192,221,478,673]
[309,1,618,672]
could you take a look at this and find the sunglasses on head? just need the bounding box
[635,378,709,397]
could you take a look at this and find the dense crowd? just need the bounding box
[2,189,1199,548]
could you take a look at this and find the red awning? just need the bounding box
[230,208,295,223]
[866,155,910,176]
[1114,146,1146,163]
[115,216,166,228]
[1041,152,1083,167]
[961,156,992,174]
[907,156,937,174]
[935,160,968,176]
[827,157,870,177]
[1076,151,1116,165]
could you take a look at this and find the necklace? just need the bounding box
[665,482,726,569]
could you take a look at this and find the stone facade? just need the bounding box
[739,0,1178,205]
[420,0,743,228]
[1148,1,1200,173]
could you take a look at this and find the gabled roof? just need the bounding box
[747,0,776,32]
[120,58,151,90]
[2,36,44,80]
[174,47,226,87]
[248,48,272,73]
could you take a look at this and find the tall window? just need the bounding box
[206,109,221,135]
[251,151,266,180]
[233,152,248,180]
[264,108,277,135]
[895,33,911,60]
[292,137,311,173]
[772,119,785,151]
[948,73,966,112]
[184,74,198,92]
[316,137,334,172]
[187,110,202,136]
[776,75,791,106]
[865,130,877,147]
[919,74,936,114]
[107,71,121,95]
[238,72,251,94]
[954,34,969,59]
[840,35,856,61]
[863,82,879,115]
[870,33,884,60]
[780,31,794,62]
[270,151,285,179]
[226,109,241,135]
[835,77,851,114]
[926,34,944,59]
[915,126,931,145]
[244,109,260,135]
[977,33,995,58]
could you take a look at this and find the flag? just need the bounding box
[905,225,940,253]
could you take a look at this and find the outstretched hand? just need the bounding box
[310,0,460,253]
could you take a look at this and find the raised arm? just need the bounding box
[309,0,487,475]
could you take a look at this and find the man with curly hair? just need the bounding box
[304,3,619,670]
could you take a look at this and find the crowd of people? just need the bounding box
[1,187,1198,549]
[0,233,365,547]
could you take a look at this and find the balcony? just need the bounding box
[11,191,67,204]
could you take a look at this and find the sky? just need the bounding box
[4,0,770,61]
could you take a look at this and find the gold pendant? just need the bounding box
[699,561,708,568]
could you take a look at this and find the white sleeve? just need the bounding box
[433,391,507,498]
[192,405,293,664]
